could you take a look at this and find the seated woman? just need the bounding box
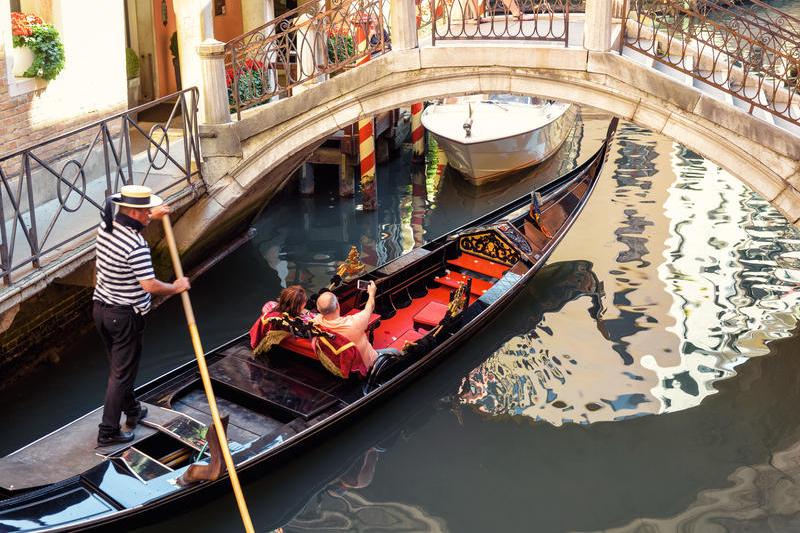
[250,286,317,353]
[261,285,316,335]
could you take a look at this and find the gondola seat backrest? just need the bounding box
[249,303,367,378]
[311,328,368,379]
[249,303,316,358]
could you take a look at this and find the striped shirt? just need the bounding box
[93,215,155,314]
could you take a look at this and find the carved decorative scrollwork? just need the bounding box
[458,230,520,266]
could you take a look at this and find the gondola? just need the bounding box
[0,118,618,532]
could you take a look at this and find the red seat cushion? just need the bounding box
[447,253,509,279]
[435,271,493,296]
[413,301,449,328]
[388,328,424,351]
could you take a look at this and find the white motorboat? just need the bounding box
[421,95,577,185]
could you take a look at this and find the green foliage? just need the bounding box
[126,48,140,80]
[15,23,65,80]
[228,67,265,108]
[327,33,354,63]
[170,31,179,59]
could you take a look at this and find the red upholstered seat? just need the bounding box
[388,328,424,351]
[413,301,449,329]
[447,253,509,279]
[435,271,493,296]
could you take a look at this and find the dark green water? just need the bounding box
[2,107,800,532]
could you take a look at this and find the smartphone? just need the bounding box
[356,280,370,291]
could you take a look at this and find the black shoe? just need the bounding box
[125,406,148,428]
[97,430,135,447]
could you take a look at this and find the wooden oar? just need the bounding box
[161,215,255,533]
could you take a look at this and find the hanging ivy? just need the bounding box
[12,14,65,81]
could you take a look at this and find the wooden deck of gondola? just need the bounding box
[0,404,194,491]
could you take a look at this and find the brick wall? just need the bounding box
[0,281,94,387]
[0,0,128,171]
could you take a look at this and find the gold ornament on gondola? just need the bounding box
[336,245,366,278]
[447,282,468,318]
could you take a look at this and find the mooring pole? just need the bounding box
[355,20,378,210]
[410,102,426,163]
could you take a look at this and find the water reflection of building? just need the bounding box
[648,145,800,412]
[458,120,682,423]
[284,448,446,532]
[457,120,800,426]
[604,437,800,533]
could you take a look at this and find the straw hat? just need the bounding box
[110,185,163,209]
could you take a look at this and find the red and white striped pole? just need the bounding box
[356,21,377,211]
[410,102,425,163]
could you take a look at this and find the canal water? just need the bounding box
[2,100,799,532]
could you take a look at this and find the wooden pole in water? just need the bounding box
[161,215,255,533]
[355,23,377,211]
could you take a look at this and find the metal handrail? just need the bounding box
[430,0,574,45]
[622,0,799,128]
[0,88,201,285]
[225,0,389,119]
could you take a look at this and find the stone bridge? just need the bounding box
[177,0,800,263]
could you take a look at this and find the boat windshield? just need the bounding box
[486,94,536,105]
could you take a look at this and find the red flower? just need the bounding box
[225,59,264,87]
[11,12,43,38]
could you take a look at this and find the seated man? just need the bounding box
[314,281,398,370]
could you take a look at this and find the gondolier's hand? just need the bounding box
[174,277,191,293]
[367,281,377,297]
[150,204,171,220]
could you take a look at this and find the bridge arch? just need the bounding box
[181,46,800,255]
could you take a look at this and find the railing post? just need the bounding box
[584,0,613,52]
[391,0,418,50]
[197,39,232,125]
[612,0,626,19]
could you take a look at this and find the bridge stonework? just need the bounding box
[184,44,800,258]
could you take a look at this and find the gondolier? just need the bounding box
[93,185,190,446]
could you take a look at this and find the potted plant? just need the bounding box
[225,58,266,108]
[126,48,140,107]
[327,28,355,64]
[11,12,65,80]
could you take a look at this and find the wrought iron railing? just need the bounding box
[430,0,574,45]
[623,0,800,127]
[225,0,388,118]
[0,88,201,285]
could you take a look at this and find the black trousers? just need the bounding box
[93,302,146,436]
